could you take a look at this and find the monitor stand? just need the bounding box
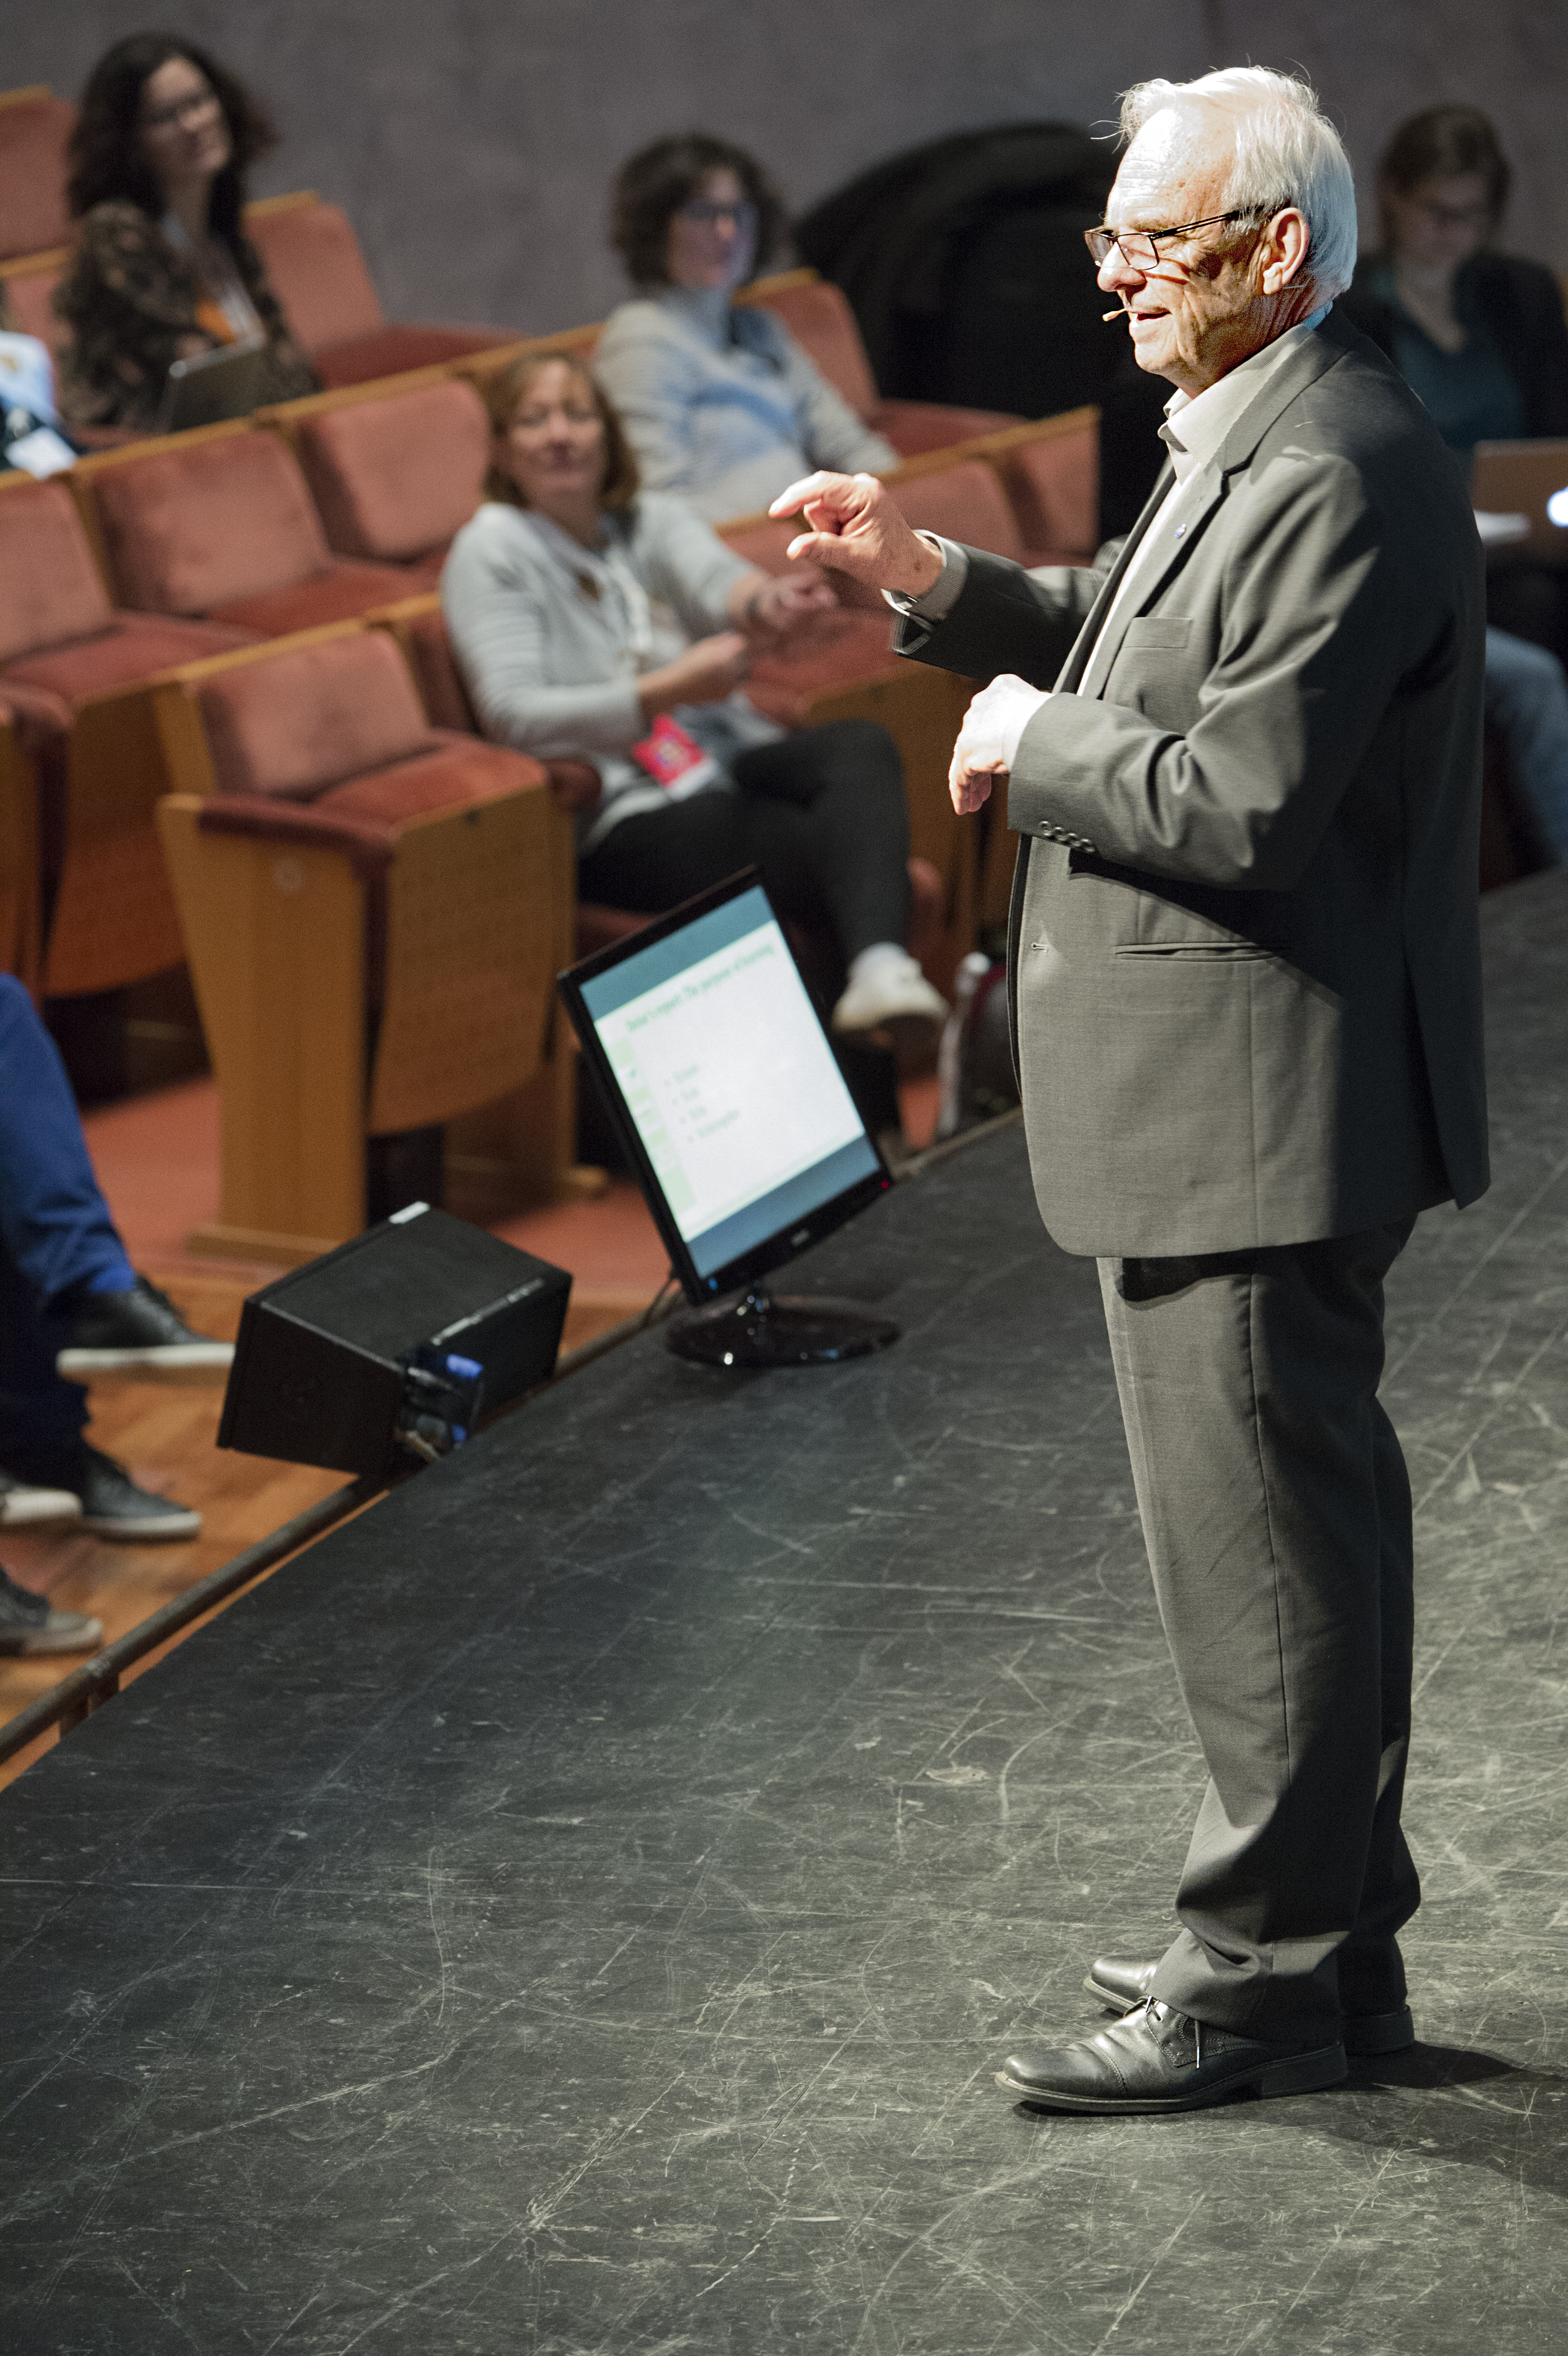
[666,1284,899,1368]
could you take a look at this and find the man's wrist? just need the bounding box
[884,534,968,621]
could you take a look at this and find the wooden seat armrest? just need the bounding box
[195,792,396,879]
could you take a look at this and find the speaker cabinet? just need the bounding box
[218,1204,572,1477]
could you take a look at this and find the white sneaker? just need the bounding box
[0,1471,83,1529]
[831,950,949,1048]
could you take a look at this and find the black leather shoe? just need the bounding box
[54,1276,232,1385]
[998,1999,1347,2114]
[1084,1955,1415,2057]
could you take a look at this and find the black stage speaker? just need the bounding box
[218,1204,572,1478]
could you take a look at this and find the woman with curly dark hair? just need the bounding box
[54,33,319,432]
[594,133,896,522]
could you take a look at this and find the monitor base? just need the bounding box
[665,1285,899,1368]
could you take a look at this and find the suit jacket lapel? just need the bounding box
[1068,314,1354,699]
[1055,461,1174,691]
[1078,464,1225,697]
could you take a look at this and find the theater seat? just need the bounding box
[0,250,68,355]
[291,379,490,583]
[245,197,513,391]
[76,425,419,637]
[154,624,578,1259]
[0,475,257,994]
[991,407,1100,561]
[751,275,1021,459]
[888,458,1031,565]
[0,88,75,261]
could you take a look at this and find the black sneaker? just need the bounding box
[0,1442,201,1543]
[0,1566,103,1657]
[0,1470,83,1529]
[54,1276,233,1385]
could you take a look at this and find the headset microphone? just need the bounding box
[1102,308,1125,321]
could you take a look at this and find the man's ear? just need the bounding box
[1259,208,1311,294]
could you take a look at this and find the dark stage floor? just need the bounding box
[4,877,1568,2354]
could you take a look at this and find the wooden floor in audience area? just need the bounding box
[1,1070,940,1786]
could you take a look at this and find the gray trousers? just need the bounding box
[1098,1219,1420,2047]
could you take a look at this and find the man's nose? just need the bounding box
[1097,243,1144,297]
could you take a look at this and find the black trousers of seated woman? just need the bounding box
[578,718,912,1135]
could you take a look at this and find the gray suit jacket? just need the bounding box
[896,311,1489,1256]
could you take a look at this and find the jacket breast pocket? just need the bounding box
[1104,613,1202,729]
[1119,615,1193,650]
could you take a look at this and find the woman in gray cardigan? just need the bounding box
[441,350,947,1076]
[592,133,896,524]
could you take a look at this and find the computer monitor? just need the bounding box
[558,871,900,1366]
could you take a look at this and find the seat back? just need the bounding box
[890,460,1027,564]
[396,603,479,731]
[294,379,490,560]
[754,277,879,418]
[86,429,335,616]
[196,629,437,801]
[0,89,75,261]
[0,477,113,662]
[0,252,67,353]
[245,198,385,352]
[996,413,1100,558]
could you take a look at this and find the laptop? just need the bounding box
[1470,440,1568,564]
[157,335,271,435]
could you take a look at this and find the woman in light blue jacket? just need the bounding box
[593,133,896,524]
[441,350,947,1109]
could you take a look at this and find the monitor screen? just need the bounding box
[560,873,890,1299]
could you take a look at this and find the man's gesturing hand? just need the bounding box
[768,471,943,598]
[949,675,1050,813]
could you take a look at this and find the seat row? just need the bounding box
[0,381,1099,993]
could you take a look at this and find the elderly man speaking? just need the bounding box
[772,68,1487,2115]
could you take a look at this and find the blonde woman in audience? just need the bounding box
[54,33,318,432]
[593,134,896,522]
[442,351,947,1134]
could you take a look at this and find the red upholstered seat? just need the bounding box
[6,611,255,702]
[995,419,1100,560]
[196,628,438,800]
[752,278,1023,456]
[0,476,252,778]
[192,629,555,1013]
[867,399,1023,458]
[0,91,75,261]
[85,431,416,634]
[244,198,511,390]
[890,461,1028,565]
[395,603,481,731]
[0,479,115,660]
[312,326,514,390]
[294,380,489,568]
[0,257,68,355]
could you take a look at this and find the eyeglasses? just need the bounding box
[1084,208,1274,271]
[141,86,220,134]
[676,199,758,231]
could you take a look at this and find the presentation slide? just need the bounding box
[583,895,874,1272]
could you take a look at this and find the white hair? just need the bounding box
[1119,67,1358,301]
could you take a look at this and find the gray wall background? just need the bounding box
[11,3,1565,339]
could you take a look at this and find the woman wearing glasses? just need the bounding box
[593,134,897,522]
[54,34,318,433]
[1339,105,1568,860]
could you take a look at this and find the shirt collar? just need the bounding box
[653,282,735,348]
[1159,303,1330,481]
